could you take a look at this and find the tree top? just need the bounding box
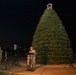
[47,3,53,9]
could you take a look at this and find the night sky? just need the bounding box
[0,0,76,52]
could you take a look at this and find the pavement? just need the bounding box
[0,60,76,75]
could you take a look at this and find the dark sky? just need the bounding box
[0,0,76,52]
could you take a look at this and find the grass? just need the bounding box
[0,72,8,75]
[0,72,19,75]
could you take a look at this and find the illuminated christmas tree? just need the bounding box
[32,3,73,64]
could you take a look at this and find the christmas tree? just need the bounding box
[32,3,73,64]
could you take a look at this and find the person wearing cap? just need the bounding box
[29,47,36,71]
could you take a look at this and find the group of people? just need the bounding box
[13,44,36,71]
[0,45,36,71]
[26,46,36,71]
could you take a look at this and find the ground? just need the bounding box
[0,60,76,75]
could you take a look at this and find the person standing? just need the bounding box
[0,47,3,64]
[29,47,36,71]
